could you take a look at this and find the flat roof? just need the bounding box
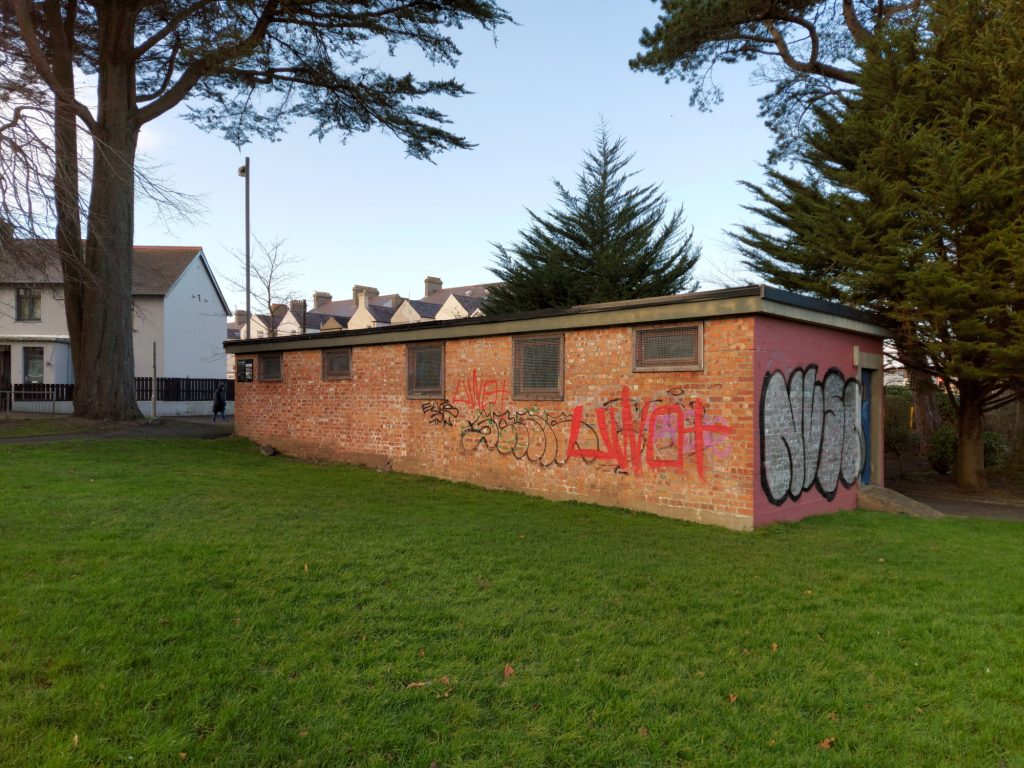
[224,284,887,354]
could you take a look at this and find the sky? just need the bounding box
[132,0,776,312]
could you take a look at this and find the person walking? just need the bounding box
[212,383,228,422]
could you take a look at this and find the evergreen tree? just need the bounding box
[735,0,1024,491]
[485,126,700,314]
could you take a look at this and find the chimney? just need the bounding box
[424,276,442,298]
[352,284,379,307]
[233,309,247,325]
[313,291,332,309]
[289,299,307,332]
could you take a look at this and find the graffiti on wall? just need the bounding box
[566,386,732,479]
[461,408,595,467]
[422,399,460,427]
[760,366,862,505]
[453,385,732,478]
[451,369,509,413]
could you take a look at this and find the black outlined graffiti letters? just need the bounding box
[761,366,862,505]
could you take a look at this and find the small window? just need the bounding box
[322,348,352,380]
[633,323,703,372]
[259,352,282,381]
[513,334,563,400]
[407,342,444,398]
[23,347,44,384]
[16,287,41,321]
[236,358,254,383]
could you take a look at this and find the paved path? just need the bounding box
[0,416,234,445]
[889,479,1024,522]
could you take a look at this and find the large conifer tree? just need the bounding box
[485,126,700,314]
[735,0,1024,491]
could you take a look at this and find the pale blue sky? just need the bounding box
[133,1,774,311]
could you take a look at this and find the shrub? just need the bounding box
[927,424,958,475]
[927,424,1009,475]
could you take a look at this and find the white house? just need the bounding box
[0,240,230,389]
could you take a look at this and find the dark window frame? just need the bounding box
[258,352,283,382]
[15,287,41,322]
[632,322,704,372]
[235,357,254,383]
[23,346,44,384]
[322,348,353,381]
[512,333,564,401]
[406,341,444,399]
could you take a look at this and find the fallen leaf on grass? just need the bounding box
[298,730,308,738]
[439,676,450,685]
[828,712,839,722]
[418,648,425,658]
[819,737,835,750]
[303,563,309,572]
[727,693,737,704]
[914,706,924,715]
[770,642,779,653]
[767,738,777,747]
[179,752,187,761]
[72,734,79,749]
[503,664,515,679]
[406,681,428,689]
[638,726,650,738]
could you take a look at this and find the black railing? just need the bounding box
[3,379,234,404]
[134,377,235,402]
[12,383,76,401]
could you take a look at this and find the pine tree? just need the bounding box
[485,126,700,314]
[736,0,1024,491]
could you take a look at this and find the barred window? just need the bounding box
[322,348,352,380]
[259,352,282,381]
[633,323,703,372]
[407,342,444,398]
[235,358,254,382]
[513,334,563,400]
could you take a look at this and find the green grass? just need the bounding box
[0,415,119,439]
[1,438,1022,767]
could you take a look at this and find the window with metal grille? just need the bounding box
[259,352,282,381]
[236,358,254,382]
[16,287,41,321]
[407,342,444,398]
[633,323,703,372]
[322,348,352,380]
[513,334,564,400]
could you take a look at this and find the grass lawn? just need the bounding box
[0,415,120,440]
[0,438,1021,767]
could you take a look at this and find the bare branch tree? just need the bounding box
[220,235,301,338]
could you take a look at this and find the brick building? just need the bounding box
[225,286,886,530]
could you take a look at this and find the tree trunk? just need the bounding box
[906,366,941,452]
[956,383,986,492]
[48,5,85,362]
[68,4,142,420]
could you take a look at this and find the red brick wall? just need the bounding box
[235,317,759,529]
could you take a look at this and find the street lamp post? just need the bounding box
[237,156,251,339]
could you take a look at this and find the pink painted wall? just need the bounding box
[753,317,883,526]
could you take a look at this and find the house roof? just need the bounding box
[421,283,492,305]
[254,304,289,330]
[307,294,402,321]
[0,240,229,314]
[403,299,441,319]
[364,303,396,324]
[449,294,486,315]
[226,285,888,355]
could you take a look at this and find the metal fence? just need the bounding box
[0,378,234,412]
[134,377,235,403]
